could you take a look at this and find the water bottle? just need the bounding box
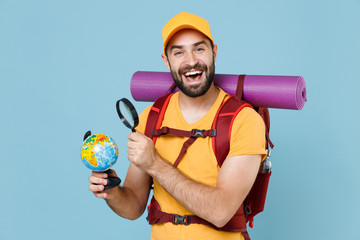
[260,149,272,173]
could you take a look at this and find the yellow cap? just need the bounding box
[162,12,214,54]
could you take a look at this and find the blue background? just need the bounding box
[1,0,359,239]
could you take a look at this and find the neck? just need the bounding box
[178,84,219,124]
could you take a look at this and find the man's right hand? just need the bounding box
[87,164,152,220]
[88,170,119,199]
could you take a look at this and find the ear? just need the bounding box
[161,54,170,70]
[213,44,218,62]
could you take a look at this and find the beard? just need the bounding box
[170,59,215,98]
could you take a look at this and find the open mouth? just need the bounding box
[183,70,204,83]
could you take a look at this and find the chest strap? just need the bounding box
[152,127,216,168]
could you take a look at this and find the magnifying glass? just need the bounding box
[116,98,139,132]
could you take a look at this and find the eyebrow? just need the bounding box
[169,40,209,52]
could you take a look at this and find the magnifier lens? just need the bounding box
[116,98,139,132]
[119,101,134,128]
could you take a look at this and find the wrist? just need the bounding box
[104,185,122,201]
[147,153,168,178]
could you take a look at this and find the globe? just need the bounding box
[81,133,118,172]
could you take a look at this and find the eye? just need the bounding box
[174,51,183,56]
[195,47,204,52]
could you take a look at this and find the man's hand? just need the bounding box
[88,165,152,220]
[127,131,159,172]
[88,170,119,199]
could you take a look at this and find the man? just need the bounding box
[89,12,266,240]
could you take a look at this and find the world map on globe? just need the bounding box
[81,134,118,172]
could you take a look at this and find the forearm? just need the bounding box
[148,156,238,227]
[105,186,146,220]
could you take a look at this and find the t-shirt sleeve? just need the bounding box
[227,107,267,160]
[135,105,152,134]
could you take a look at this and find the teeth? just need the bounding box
[185,71,202,77]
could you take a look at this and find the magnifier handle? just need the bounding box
[131,128,136,132]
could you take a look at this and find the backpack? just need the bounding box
[145,75,273,240]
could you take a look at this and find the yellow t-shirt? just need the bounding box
[136,88,266,240]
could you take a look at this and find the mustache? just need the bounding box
[178,62,207,76]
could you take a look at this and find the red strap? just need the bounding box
[242,231,251,240]
[154,95,172,140]
[147,197,248,233]
[167,82,177,94]
[144,93,173,143]
[256,107,274,149]
[173,137,197,167]
[236,75,246,100]
[212,97,252,167]
[235,74,274,150]
[152,127,215,138]
[153,127,190,137]
[152,127,216,167]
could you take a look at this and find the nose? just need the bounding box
[184,51,198,67]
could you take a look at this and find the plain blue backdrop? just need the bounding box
[1,0,359,239]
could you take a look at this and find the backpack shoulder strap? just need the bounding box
[255,107,274,149]
[144,93,173,144]
[212,96,252,167]
[236,74,273,150]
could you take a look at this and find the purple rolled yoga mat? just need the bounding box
[130,71,307,110]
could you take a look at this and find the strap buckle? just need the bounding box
[190,129,217,138]
[244,205,252,215]
[190,129,205,137]
[171,214,190,225]
[152,127,170,137]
